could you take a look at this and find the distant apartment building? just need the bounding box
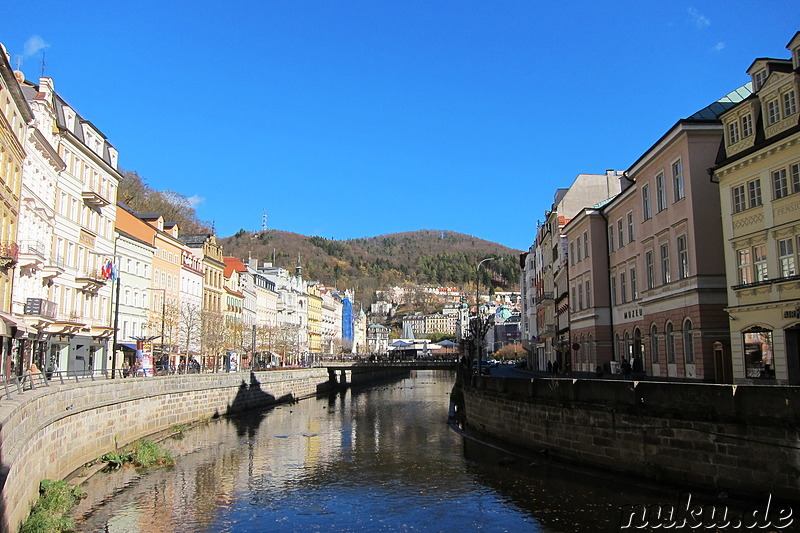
[713,32,800,384]
[366,323,389,355]
[521,172,622,371]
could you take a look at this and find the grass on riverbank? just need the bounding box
[19,480,85,533]
[101,438,174,470]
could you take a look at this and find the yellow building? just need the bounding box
[0,48,32,377]
[713,32,800,384]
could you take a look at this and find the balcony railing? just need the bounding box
[0,242,19,268]
[24,298,58,320]
[534,292,554,305]
[76,268,108,292]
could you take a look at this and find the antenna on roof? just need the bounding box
[40,52,46,77]
[15,55,22,71]
[262,210,268,232]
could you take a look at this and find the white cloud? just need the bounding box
[714,42,726,52]
[688,7,710,29]
[23,35,49,58]
[187,194,205,209]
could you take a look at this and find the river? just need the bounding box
[70,370,750,532]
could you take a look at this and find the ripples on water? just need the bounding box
[71,371,731,532]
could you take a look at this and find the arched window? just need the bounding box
[614,333,621,360]
[633,327,643,371]
[624,331,631,361]
[683,319,694,363]
[650,325,659,363]
[666,322,675,363]
[588,334,593,365]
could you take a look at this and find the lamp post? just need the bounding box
[149,288,167,370]
[475,257,496,375]
[89,249,121,378]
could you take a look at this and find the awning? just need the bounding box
[118,343,138,351]
[0,312,33,336]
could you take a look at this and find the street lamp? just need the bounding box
[149,288,167,369]
[89,249,121,379]
[474,257,496,375]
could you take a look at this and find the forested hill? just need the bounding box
[218,229,522,301]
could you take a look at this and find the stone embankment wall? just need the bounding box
[462,377,800,500]
[0,369,332,533]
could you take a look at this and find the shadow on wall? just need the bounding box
[0,430,7,533]
[226,372,295,439]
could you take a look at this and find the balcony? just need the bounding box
[537,325,556,337]
[41,255,67,280]
[81,183,110,208]
[534,292,554,305]
[24,298,57,320]
[17,240,47,268]
[0,242,19,269]
[76,268,108,292]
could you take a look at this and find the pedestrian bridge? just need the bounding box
[325,360,458,371]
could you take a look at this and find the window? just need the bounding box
[683,320,694,364]
[585,280,591,307]
[728,121,740,144]
[608,226,615,252]
[627,212,634,242]
[737,248,753,285]
[779,238,796,277]
[646,251,654,289]
[570,241,575,266]
[610,275,617,306]
[784,90,797,118]
[773,168,789,199]
[741,114,753,138]
[571,287,576,311]
[747,179,762,208]
[666,322,675,364]
[743,328,774,379]
[753,244,768,282]
[642,184,652,220]
[732,184,746,213]
[620,271,627,303]
[660,243,670,285]
[617,219,624,248]
[656,173,667,212]
[672,160,684,202]
[578,284,583,310]
[630,268,638,300]
[677,235,689,279]
[583,231,588,258]
[754,69,767,91]
[650,325,659,364]
[767,98,781,125]
[575,237,581,263]
[792,163,800,194]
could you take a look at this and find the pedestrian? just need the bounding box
[28,362,40,375]
[547,360,553,374]
[622,358,632,379]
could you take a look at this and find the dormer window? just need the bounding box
[783,90,797,118]
[754,69,768,91]
[741,113,753,138]
[727,121,740,144]
[794,47,800,69]
[767,98,781,125]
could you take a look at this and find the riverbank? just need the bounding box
[461,375,800,502]
[0,369,332,533]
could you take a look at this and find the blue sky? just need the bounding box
[3,2,798,251]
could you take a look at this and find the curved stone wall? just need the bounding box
[0,369,331,533]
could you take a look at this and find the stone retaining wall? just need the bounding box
[463,376,800,500]
[0,369,332,533]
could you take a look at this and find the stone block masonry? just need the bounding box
[462,376,800,501]
[0,369,332,533]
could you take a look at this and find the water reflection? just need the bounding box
[72,371,745,532]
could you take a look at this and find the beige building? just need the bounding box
[713,32,800,384]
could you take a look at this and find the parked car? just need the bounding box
[471,360,490,375]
